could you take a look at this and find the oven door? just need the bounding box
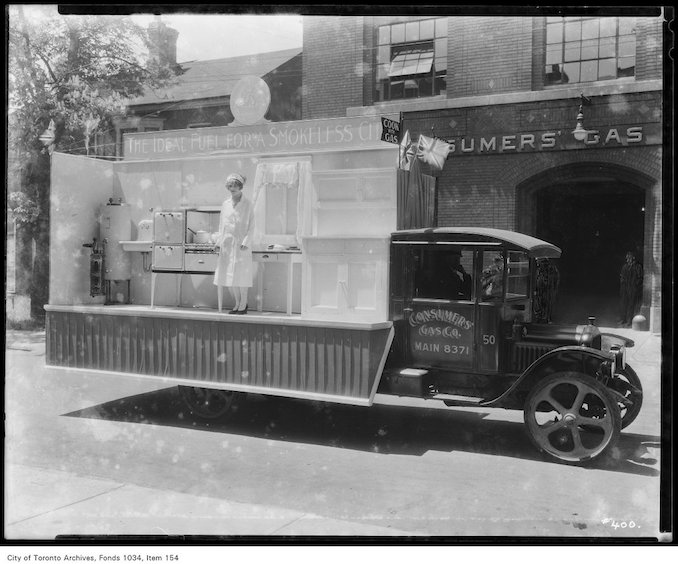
[184,252,217,272]
[154,212,184,243]
[153,245,184,270]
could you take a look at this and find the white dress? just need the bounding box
[213,196,255,287]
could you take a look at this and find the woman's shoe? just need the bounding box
[235,305,248,315]
[228,309,239,314]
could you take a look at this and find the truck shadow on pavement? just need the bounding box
[64,386,660,477]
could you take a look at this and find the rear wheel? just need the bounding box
[524,372,621,464]
[178,386,241,419]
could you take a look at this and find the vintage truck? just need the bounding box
[176,227,642,465]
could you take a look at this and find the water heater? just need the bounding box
[100,199,132,281]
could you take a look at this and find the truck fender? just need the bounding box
[486,346,611,409]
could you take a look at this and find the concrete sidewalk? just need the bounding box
[4,463,418,539]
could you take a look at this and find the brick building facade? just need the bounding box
[302,13,666,332]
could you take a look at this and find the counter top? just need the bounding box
[44,304,393,330]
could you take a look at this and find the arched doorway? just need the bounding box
[517,163,648,327]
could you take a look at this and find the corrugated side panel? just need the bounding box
[46,311,391,401]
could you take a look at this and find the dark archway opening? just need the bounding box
[534,181,645,326]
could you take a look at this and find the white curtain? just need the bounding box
[251,159,313,247]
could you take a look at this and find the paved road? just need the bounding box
[4,328,665,540]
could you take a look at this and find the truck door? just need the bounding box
[405,246,476,370]
[477,249,504,372]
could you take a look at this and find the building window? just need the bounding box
[545,16,636,85]
[376,18,447,102]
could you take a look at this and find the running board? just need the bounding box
[431,393,485,405]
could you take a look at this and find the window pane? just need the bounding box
[434,56,447,73]
[545,64,566,84]
[564,43,580,62]
[546,22,563,44]
[580,59,598,82]
[378,25,389,45]
[581,39,598,60]
[406,21,419,42]
[599,36,616,58]
[286,185,298,234]
[377,63,389,80]
[507,251,529,299]
[435,17,447,38]
[392,23,405,43]
[564,20,581,41]
[546,16,562,23]
[435,37,447,59]
[562,62,579,82]
[435,74,446,95]
[618,17,635,35]
[599,17,616,37]
[375,82,385,102]
[581,18,599,40]
[390,80,404,99]
[420,18,435,40]
[390,56,405,75]
[394,51,433,76]
[619,35,635,57]
[481,251,504,300]
[265,184,286,235]
[546,44,563,65]
[416,53,434,74]
[598,58,616,79]
[618,56,635,77]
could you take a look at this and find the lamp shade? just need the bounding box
[572,111,587,141]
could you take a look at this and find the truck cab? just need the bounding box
[380,228,642,463]
[384,228,560,396]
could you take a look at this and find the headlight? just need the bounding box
[610,344,626,372]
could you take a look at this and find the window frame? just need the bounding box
[543,16,636,86]
[376,17,448,102]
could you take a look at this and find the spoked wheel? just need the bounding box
[524,372,621,464]
[178,386,241,420]
[607,366,643,429]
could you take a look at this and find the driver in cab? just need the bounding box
[445,250,472,300]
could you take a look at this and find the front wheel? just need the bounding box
[178,386,241,420]
[608,366,643,429]
[524,372,621,464]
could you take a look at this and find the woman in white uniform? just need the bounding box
[213,173,254,314]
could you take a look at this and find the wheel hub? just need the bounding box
[563,413,577,426]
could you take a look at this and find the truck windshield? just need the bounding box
[506,250,530,299]
[480,251,504,300]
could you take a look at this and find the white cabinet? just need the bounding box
[301,237,390,322]
[311,168,397,237]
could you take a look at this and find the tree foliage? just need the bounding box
[7,6,178,316]
[9,7,176,169]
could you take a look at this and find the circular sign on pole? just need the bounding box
[229,75,271,126]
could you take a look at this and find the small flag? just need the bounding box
[417,134,450,171]
[399,129,415,171]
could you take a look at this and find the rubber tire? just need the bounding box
[612,366,643,430]
[524,372,622,464]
